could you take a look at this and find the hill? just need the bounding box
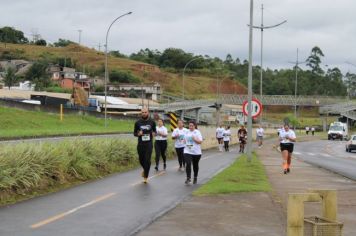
[0,43,247,99]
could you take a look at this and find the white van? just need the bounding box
[328,122,348,140]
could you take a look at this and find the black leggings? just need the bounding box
[155,140,167,167]
[175,147,185,168]
[137,143,153,178]
[224,141,229,151]
[184,154,201,179]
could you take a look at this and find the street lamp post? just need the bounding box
[250,4,287,123]
[181,57,202,119]
[104,12,132,128]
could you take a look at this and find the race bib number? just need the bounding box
[142,134,150,141]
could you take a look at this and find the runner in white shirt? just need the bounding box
[216,125,225,152]
[154,119,168,171]
[279,124,296,174]
[223,126,231,152]
[172,119,188,171]
[184,120,203,185]
[256,124,264,148]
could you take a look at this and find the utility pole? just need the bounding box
[288,48,306,120]
[247,0,254,161]
[78,30,82,45]
[250,4,287,123]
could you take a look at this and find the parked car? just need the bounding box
[345,135,356,152]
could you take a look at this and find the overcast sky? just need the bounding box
[1,0,356,73]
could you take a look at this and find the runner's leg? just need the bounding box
[154,141,160,170]
[184,154,192,181]
[161,140,167,169]
[192,155,201,183]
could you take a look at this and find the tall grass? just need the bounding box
[0,138,175,205]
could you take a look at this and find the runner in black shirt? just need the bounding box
[134,108,156,183]
[237,125,247,153]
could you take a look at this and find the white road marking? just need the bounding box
[307,152,316,156]
[294,152,301,155]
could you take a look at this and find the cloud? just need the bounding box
[0,0,355,72]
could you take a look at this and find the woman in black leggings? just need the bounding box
[154,119,168,171]
[183,120,203,185]
[172,120,188,171]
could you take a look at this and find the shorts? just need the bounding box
[280,143,294,153]
[256,136,263,142]
[217,137,223,142]
[239,137,246,144]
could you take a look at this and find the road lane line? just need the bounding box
[307,152,316,156]
[131,171,167,186]
[294,152,301,155]
[30,192,116,229]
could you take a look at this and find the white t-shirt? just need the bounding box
[256,128,264,137]
[223,129,231,142]
[216,127,225,138]
[172,127,188,148]
[279,129,296,144]
[155,126,168,141]
[184,129,203,155]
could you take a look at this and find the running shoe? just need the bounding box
[193,177,197,184]
[143,178,148,184]
[185,178,191,185]
[287,168,290,173]
[284,169,287,174]
[154,166,159,171]
[163,163,167,170]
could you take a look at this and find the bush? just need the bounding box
[0,138,175,205]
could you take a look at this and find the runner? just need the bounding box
[216,124,225,152]
[184,120,203,185]
[172,119,188,171]
[237,125,247,153]
[279,124,296,174]
[154,118,168,171]
[256,124,264,148]
[223,126,231,152]
[133,107,156,184]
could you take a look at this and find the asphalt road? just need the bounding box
[294,139,356,180]
[0,147,238,236]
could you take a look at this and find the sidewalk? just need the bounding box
[137,137,356,236]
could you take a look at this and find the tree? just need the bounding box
[109,70,140,83]
[53,38,75,47]
[3,67,18,89]
[110,50,127,58]
[0,26,29,44]
[159,48,193,69]
[25,61,51,91]
[306,46,325,75]
[35,39,47,46]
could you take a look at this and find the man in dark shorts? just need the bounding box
[237,125,247,153]
[134,107,156,183]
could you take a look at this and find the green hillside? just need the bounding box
[0,43,246,99]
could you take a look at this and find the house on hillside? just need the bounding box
[108,82,162,101]
[49,65,91,92]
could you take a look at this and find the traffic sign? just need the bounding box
[242,98,263,118]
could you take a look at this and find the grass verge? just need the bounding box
[0,138,175,206]
[0,106,134,139]
[194,153,271,196]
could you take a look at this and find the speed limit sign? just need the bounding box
[242,98,263,118]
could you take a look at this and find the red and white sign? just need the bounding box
[242,98,263,118]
